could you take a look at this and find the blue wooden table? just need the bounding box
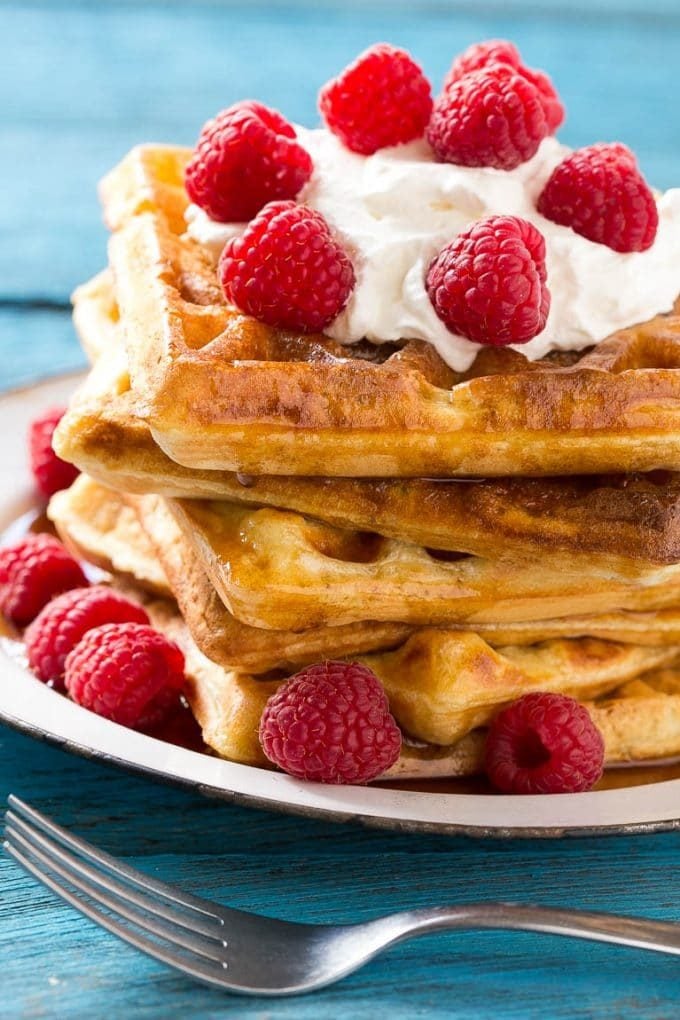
[3,3,680,1017]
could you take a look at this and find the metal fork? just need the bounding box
[5,795,680,997]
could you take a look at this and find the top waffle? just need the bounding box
[100,145,680,478]
[58,273,680,567]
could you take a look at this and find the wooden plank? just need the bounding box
[3,5,680,1018]
[2,727,680,1020]
[10,0,680,17]
[0,308,85,389]
[3,3,680,300]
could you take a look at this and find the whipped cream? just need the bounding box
[186,127,680,372]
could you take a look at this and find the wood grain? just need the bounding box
[3,728,680,1020]
[3,2,680,302]
[1,309,84,390]
[3,2,680,1018]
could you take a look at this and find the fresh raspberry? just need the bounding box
[0,534,88,627]
[427,63,549,170]
[29,408,79,499]
[537,143,658,253]
[219,200,355,333]
[259,660,402,784]
[426,215,550,345]
[485,693,605,794]
[185,100,313,222]
[64,622,185,730]
[25,586,149,689]
[318,43,433,155]
[443,40,564,134]
[444,39,522,81]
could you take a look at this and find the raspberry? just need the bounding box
[0,534,88,627]
[64,622,185,730]
[443,40,564,134]
[259,660,402,784]
[185,100,313,222]
[25,586,149,689]
[537,143,658,253]
[485,693,605,794]
[427,63,549,170]
[426,215,550,345]
[319,43,433,155]
[29,408,79,499]
[219,200,355,333]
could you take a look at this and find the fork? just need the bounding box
[5,795,680,997]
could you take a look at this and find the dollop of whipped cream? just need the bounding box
[185,126,680,372]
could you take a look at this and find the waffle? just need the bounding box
[137,490,680,647]
[146,594,490,779]
[153,594,680,775]
[357,628,680,745]
[53,474,680,652]
[71,270,119,365]
[47,477,680,777]
[50,476,413,672]
[48,474,170,596]
[449,611,680,648]
[57,286,680,566]
[176,642,680,777]
[583,670,680,764]
[96,144,680,478]
[53,287,680,623]
[161,495,680,631]
[63,270,680,564]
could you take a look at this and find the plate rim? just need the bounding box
[2,702,679,840]
[2,371,680,839]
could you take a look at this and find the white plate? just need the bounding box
[2,373,680,838]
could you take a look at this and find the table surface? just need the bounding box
[3,2,680,1018]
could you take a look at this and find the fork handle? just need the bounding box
[371,903,680,956]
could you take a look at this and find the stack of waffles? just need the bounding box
[51,144,680,782]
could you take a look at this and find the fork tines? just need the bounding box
[3,796,232,988]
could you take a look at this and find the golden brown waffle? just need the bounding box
[48,475,170,596]
[98,144,680,478]
[57,299,680,565]
[142,595,489,779]
[99,144,191,236]
[39,477,528,777]
[450,611,680,648]
[164,619,680,776]
[48,477,680,777]
[164,496,680,631]
[126,489,415,671]
[166,615,488,778]
[583,670,680,764]
[357,629,680,745]
[71,270,119,365]
[50,476,415,671]
[50,475,680,664]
